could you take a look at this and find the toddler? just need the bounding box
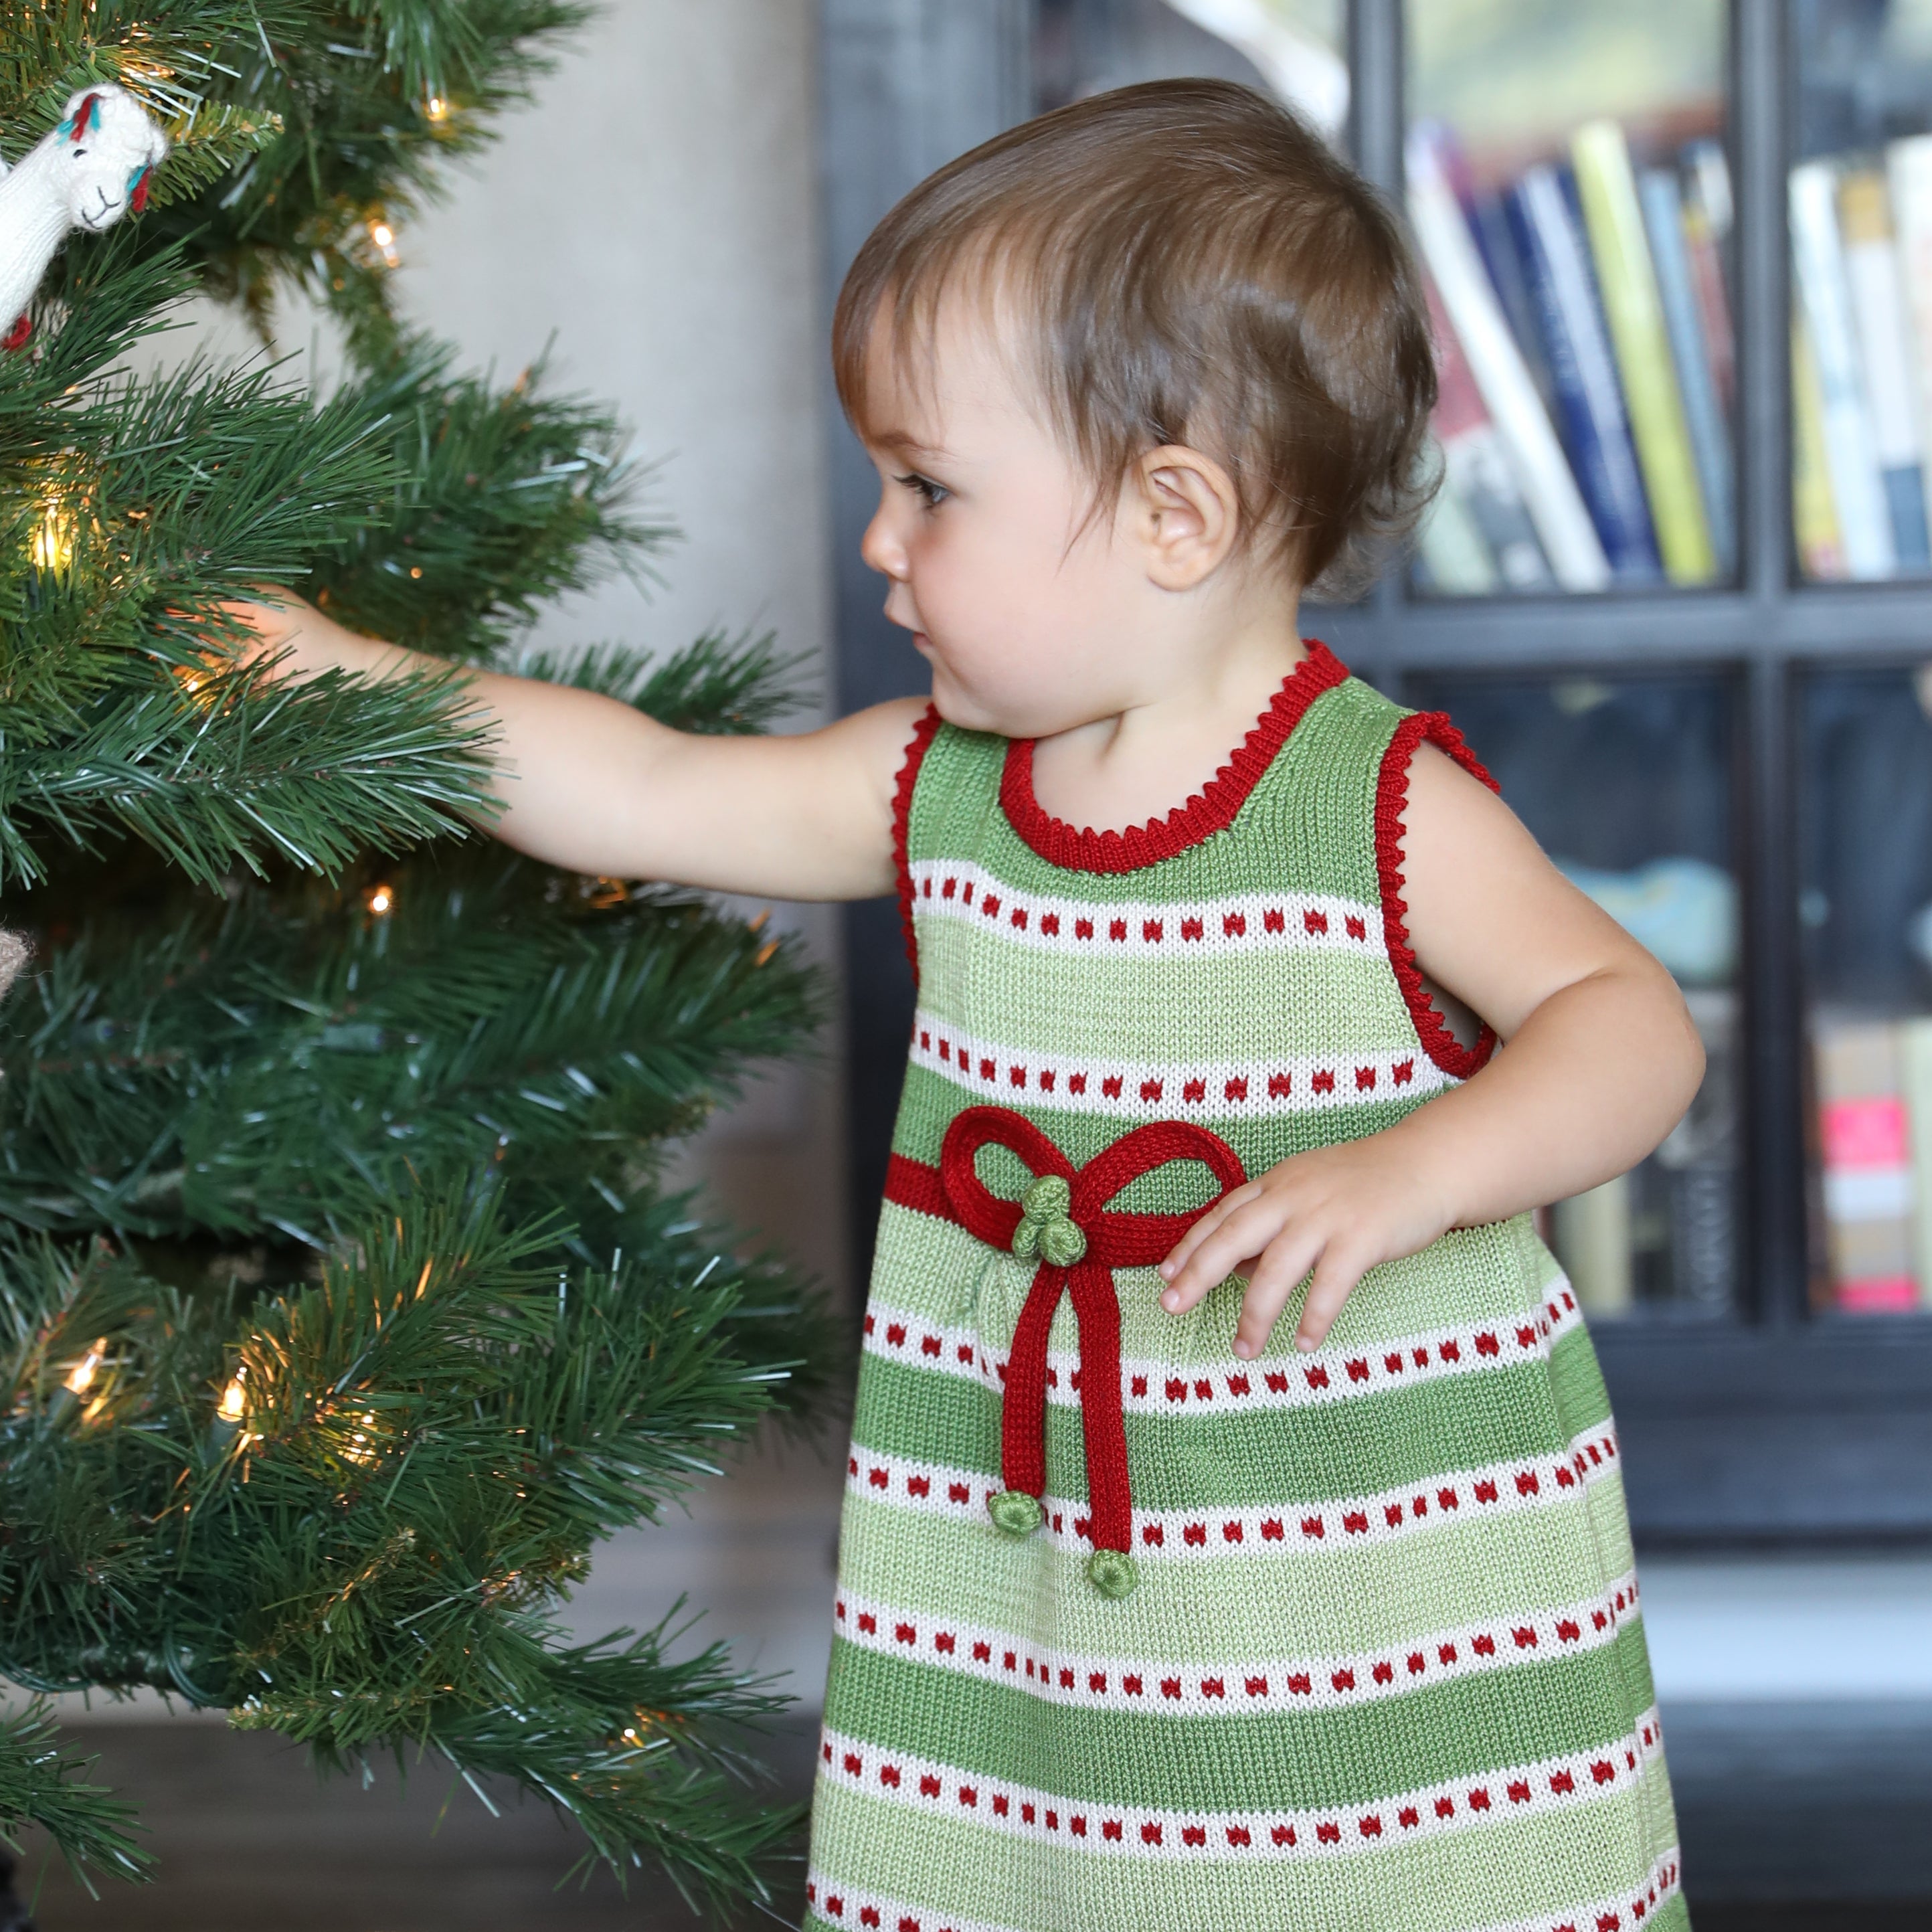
[243,79,1700,1932]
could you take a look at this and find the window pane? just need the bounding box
[1407,673,1743,1318]
[1405,1,1735,598]
[1791,2,1932,583]
[1033,3,1348,140]
[1799,667,1932,1316]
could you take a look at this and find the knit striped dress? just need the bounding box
[806,642,1685,1932]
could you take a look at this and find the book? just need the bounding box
[1466,187,1556,412]
[1640,165,1738,577]
[1571,119,1719,586]
[1884,136,1932,521]
[1680,139,1737,416]
[1552,1176,1635,1317]
[1790,159,1898,579]
[1813,1015,1919,1312]
[1903,1019,1932,1308]
[1406,122,1611,592]
[1421,273,1555,590]
[1793,313,1850,579]
[1507,165,1662,582]
[1415,462,1503,596]
[1836,169,1932,571]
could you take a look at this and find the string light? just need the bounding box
[367,217,400,269]
[218,1375,246,1424]
[343,1411,380,1466]
[365,883,396,917]
[64,1344,105,1397]
[426,95,450,122]
[30,499,73,573]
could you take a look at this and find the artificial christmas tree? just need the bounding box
[0,1,828,1912]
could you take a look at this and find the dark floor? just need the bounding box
[7,1716,820,1931]
[7,1701,1930,1929]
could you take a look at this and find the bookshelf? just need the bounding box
[820,0,1932,1543]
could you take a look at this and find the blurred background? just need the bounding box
[21,1,1932,1927]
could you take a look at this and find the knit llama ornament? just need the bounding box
[0,85,168,351]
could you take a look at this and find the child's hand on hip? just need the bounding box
[1156,1135,1456,1356]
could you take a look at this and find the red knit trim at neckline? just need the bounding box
[1375,712,1500,1082]
[891,706,944,989]
[998,640,1349,875]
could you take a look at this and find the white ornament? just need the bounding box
[0,85,169,351]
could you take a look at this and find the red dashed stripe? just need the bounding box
[908,1012,1445,1120]
[804,1852,1682,1929]
[909,863,1384,961]
[861,1283,1583,1415]
[842,1423,1621,1556]
[810,1710,1667,1866]
[831,1570,1640,1715]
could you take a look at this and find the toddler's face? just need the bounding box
[855,299,1172,739]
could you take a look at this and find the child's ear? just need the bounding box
[1130,445,1242,590]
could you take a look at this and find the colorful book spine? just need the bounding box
[1640,165,1737,577]
[1837,169,1932,572]
[1680,139,1737,416]
[1884,135,1932,525]
[1467,187,1556,412]
[1793,313,1849,580]
[1507,165,1661,582]
[1571,119,1719,586]
[1421,273,1554,591]
[1406,122,1611,592]
[1790,159,1898,579]
[1813,1017,1919,1313]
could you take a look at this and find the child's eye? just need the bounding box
[895,472,950,509]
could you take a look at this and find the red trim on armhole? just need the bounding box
[1375,712,1501,1081]
[892,706,943,988]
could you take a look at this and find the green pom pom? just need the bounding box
[1011,1218,1040,1261]
[1038,1216,1087,1267]
[988,1490,1045,1537]
[1021,1174,1072,1223]
[1085,1548,1140,1599]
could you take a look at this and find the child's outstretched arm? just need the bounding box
[230,596,925,899]
[1158,743,1706,1356]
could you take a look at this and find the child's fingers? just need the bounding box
[1231,1227,1328,1358]
[1288,1242,1374,1353]
[1159,1195,1288,1312]
[1159,1181,1259,1280]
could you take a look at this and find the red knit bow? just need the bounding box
[939,1106,1247,1592]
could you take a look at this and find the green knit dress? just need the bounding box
[806,644,1685,1932]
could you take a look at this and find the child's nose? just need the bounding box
[860,499,909,580]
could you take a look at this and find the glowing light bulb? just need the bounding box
[64,1345,104,1397]
[365,883,396,917]
[367,218,400,268]
[219,1377,246,1423]
[426,96,450,122]
[31,500,73,573]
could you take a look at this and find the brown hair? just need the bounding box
[832,78,1438,596]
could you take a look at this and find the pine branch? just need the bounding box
[0,1704,149,1886]
[515,631,816,736]
[302,334,674,660]
[0,658,495,889]
[0,1192,807,1901]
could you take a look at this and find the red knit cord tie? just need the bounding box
[939,1105,1247,1599]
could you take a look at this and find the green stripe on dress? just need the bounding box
[808,1783,1678,1932]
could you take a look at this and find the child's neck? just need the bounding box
[1027,598,1308,838]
